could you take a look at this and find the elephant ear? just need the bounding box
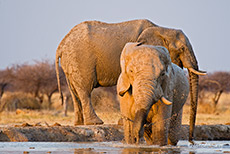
[157,46,173,98]
[157,46,171,66]
[137,27,180,52]
[117,58,131,96]
[117,72,131,97]
[161,64,173,100]
[137,27,169,47]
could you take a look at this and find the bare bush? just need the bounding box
[0,68,13,100]
[199,71,230,113]
[0,92,41,112]
[91,86,119,112]
[1,59,67,110]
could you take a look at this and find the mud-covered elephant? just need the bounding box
[117,42,189,145]
[55,19,205,142]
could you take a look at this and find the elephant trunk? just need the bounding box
[133,77,161,112]
[180,46,205,143]
[188,70,199,143]
[131,77,163,144]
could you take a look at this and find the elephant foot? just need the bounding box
[84,116,104,125]
[74,120,84,126]
[168,138,178,146]
[74,112,84,125]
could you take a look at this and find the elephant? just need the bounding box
[117,42,189,145]
[55,19,205,142]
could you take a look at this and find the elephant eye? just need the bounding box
[127,67,133,74]
[180,46,185,52]
[161,72,165,77]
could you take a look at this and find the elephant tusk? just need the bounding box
[188,68,207,76]
[160,96,172,105]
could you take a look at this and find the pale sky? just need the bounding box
[0,0,230,73]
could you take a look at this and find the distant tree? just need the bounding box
[0,68,14,99]
[10,59,66,109]
[37,60,66,109]
[10,63,43,102]
[199,71,230,112]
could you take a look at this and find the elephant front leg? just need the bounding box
[168,109,183,145]
[143,123,153,145]
[150,102,172,146]
[123,118,133,144]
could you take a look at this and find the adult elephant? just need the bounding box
[55,19,205,142]
[117,42,189,145]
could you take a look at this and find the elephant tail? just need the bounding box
[55,49,63,105]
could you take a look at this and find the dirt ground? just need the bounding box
[0,107,230,142]
[0,105,229,127]
[0,123,230,142]
[0,91,230,142]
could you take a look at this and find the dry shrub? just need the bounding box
[49,86,119,113]
[91,87,120,113]
[0,92,41,111]
[197,92,230,114]
[50,93,74,111]
[197,103,215,114]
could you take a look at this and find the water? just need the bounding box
[0,141,230,154]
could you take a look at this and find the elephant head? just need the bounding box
[117,42,173,145]
[137,27,206,142]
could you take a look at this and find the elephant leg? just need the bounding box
[68,84,84,125]
[150,102,171,146]
[143,124,153,145]
[123,119,133,144]
[66,78,84,125]
[76,89,103,125]
[67,76,103,125]
[168,109,183,145]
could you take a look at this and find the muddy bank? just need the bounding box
[0,124,230,142]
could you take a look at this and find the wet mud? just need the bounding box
[0,124,230,142]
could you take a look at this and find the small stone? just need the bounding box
[52,123,61,126]
[22,123,33,127]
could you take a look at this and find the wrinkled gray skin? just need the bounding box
[117,43,189,145]
[56,19,205,141]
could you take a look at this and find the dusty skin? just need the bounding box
[117,43,189,145]
[55,19,206,144]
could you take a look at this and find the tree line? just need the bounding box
[0,60,66,110]
[0,59,229,112]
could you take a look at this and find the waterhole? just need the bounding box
[0,141,230,153]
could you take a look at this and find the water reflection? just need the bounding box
[74,148,95,154]
[73,147,182,154]
[121,147,181,154]
[0,141,229,153]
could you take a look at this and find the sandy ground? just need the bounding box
[0,105,229,127]
[0,92,229,142]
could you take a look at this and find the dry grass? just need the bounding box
[0,90,229,127]
[0,109,74,127]
[182,104,230,125]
